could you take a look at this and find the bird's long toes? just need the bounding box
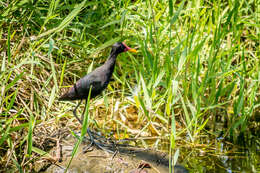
[83,128,114,153]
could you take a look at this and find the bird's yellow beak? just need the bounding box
[128,49,137,53]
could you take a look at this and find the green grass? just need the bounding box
[0,0,259,172]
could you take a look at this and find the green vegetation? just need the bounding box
[0,0,259,172]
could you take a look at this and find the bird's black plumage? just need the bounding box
[59,42,136,151]
[59,42,136,101]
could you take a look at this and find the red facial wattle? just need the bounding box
[122,42,137,53]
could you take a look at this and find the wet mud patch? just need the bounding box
[33,131,188,173]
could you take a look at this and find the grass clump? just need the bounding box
[0,0,259,172]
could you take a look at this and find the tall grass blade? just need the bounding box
[11,158,22,173]
[27,114,34,156]
[65,86,92,172]
[7,25,11,62]
[170,0,185,25]
[37,0,87,39]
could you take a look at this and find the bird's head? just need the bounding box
[111,42,137,54]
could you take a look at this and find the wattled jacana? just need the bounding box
[59,42,136,149]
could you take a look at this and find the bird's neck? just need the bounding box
[104,52,118,80]
[105,52,117,69]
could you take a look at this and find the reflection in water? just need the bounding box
[130,128,259,172]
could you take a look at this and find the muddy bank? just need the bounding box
[34,132,188,173]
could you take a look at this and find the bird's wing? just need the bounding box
[59,73,103,101]
[76,73,103,95]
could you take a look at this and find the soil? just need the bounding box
[33,131,188,173]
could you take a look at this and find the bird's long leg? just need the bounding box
[78,100,114,152]
[73,99,83,124]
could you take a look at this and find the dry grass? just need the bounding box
[0,0,259,172]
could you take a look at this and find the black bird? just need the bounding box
[59,42,136,149]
